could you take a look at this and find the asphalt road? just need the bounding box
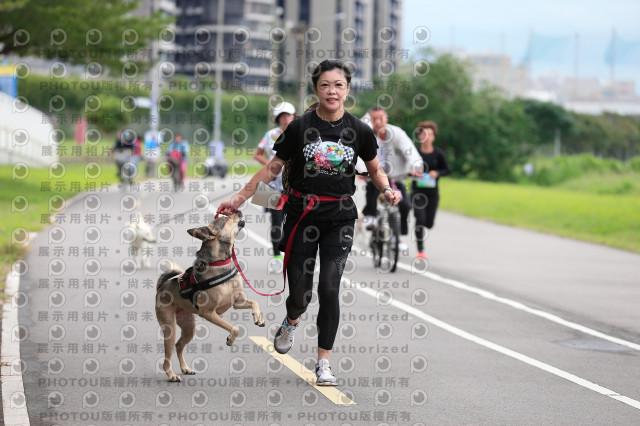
[7,176,640,425]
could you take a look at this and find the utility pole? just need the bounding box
[609,28,616,101]
[573,33,579,100]
[296,24,308,114]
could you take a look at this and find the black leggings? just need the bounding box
[281,217,354,350]
[411,189,439,252]
[268,208,284,256]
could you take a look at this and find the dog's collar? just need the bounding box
[209,257,232,267]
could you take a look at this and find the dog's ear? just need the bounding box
[187,226,218,241]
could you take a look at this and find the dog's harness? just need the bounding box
[178,257,238,309]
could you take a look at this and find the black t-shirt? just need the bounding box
[274,110,377,220]
[413,147,451,193]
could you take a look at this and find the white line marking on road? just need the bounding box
[353,284,640,411]
[352,229,640,352]
[2,272,31,426]
[392,261,640,351]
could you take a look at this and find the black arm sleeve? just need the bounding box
[436,148,452,177]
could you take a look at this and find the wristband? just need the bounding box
[383,186,393,193]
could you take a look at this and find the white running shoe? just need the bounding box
[268,255,283,274]
[398,241,408,251]
[315,359,338,386]
[273,317,298,354]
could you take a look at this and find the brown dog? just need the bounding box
[155,211,265,382]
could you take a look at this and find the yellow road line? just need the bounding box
[249,336,356,405]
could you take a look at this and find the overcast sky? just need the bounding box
[402,0,640,89]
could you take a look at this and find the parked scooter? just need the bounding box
[203,139,228,178]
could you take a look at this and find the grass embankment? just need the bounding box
[0,164,119,289]
[439,176,640,253]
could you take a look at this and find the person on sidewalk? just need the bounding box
[253,101,296,273]
[411,120,451,259]
[218,59,400,386]
[361,106,423,252]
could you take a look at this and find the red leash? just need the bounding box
[215,212,286,296]
[217,190,346,297]
[230,249,285,296]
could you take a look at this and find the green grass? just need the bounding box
[0,163,120,289]
[556,172,640,196]
[439,178,640,253]
[0,152,261,290]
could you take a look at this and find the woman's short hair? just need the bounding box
[417,120,438,136]
[311,59,352,88]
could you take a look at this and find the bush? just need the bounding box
[523,153,630,186]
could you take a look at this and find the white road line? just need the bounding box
[353,284,640,411]
[2,272,31,426]
[391,260,640,351]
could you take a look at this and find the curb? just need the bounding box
[1,271,30,425]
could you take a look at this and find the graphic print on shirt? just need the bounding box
[302,137,354,175]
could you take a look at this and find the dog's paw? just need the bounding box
[182,367,195,375]
[255,320,265,327]
[168,374,181,382]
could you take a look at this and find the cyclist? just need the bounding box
[253,101,296,273]
[112,129,138,184]
[167,133,189,189]
[362,106,423,251]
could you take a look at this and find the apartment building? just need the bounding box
[139,0,402,92]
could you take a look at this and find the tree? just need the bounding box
[517,98,577,145]
[0,0,28,12]
[0,0,172,74]
[354,51,534,181]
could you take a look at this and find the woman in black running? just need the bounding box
[217,59,401,386]
[411,121,451,259]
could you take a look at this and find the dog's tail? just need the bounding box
[156,269,183,292]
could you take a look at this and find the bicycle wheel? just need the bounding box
[382,209,400,272]
[371,233,383,268]
[169,160,181,191]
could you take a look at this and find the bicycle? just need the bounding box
[369,193,401,273]
[114,148,137,190]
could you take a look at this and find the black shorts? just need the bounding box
[278,214,355,254]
